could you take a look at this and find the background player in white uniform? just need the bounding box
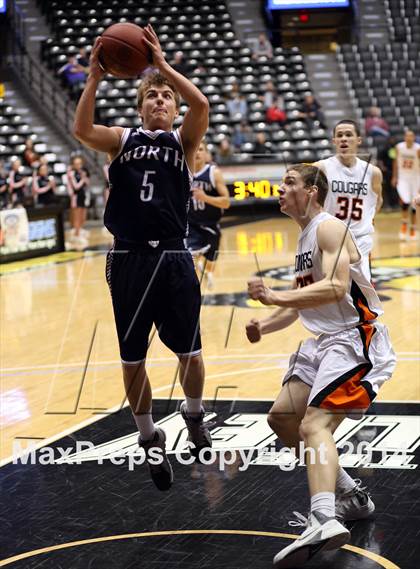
[391,130,420,240]
[315,120,383,278]
[188,140,230,289]
[246,164,395,568]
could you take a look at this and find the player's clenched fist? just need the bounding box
[247,277,276,305]
[246,318,262,343]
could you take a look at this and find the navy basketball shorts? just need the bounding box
[106,246,202,363]
[187,223,221,262]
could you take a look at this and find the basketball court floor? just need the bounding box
[1,211,419,568]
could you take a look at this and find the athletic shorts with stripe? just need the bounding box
[397,177,420,205]
[106,247,202,362]
[282,322,396,418]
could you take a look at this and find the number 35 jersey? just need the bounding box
[296,212,383,335]
[105,127,193,242]
[319,155,376,239]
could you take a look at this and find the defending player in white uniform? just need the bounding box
[315,120,383,278]
[246,164,395,568]
[391,130,420,240]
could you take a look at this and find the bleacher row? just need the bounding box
[37,0,332,163]
[338,41,420,136]
[384,0,420,42]
[338,0,419,138]
[0,101,68,194]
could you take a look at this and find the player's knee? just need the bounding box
[401,202,410,211]
[267,409,298,436]
[298,416,319,440]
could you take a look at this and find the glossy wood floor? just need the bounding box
[1,211,419,463]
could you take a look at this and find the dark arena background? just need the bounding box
[0,1,419,568]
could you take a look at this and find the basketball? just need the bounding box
[99,23,151,78]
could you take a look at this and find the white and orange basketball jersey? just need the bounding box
[295,211,383,336]
[396,142,420,204]
[319,156,377,239]
[396,141,420,179]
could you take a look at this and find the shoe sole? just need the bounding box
[141,427,174,491]
[273,527,350,568]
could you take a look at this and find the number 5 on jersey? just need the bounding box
[140,170,155,202]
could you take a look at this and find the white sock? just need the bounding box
[184,396,203,415]
[311,492,335,518]
[336,467,357,494]
[132,409,155,441]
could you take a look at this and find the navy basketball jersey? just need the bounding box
[105,127,193,242]
[189,164,222,225]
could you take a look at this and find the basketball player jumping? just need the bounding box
[391,129,420,240]
[188,140,230,289]
[73,25,211,491]
[314,120,383,279]
[246,164,395,568]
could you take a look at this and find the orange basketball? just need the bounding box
[99,23,151,78]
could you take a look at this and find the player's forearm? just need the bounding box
[260,307,298,334]
[203,195,230,208]
[73,76,100,141]
[158,62,208,112]
[270,278,347,309]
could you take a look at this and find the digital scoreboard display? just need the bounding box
[267,0,349,8]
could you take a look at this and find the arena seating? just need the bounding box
[0,99,68,195]
[37,0,332,163]
[338,0,419,141]
[384,0,420,42]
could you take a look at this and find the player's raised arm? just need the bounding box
[73,38,123,156]
[142,24,209,162]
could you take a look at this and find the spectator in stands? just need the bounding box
[8,158,28,207]
[252,32,273,60]
[67,155,90,245]
[253,132,271,156]
[76,47,90,73]
[226,92,248,122]
[58,55,87,94]
[22,137,41,169]
[32,163,57,206]
[299,94,325,128]
[266,96,287,125]
[365,106,390,138]
[171,51,189,77]
[232,120,253,149]
[0,161,9,209]
[261,80,281,110]
[216,138,234,164]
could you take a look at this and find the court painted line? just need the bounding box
[2,352,419,373]
[0,366,285,467]
[2,391,419,467]
[0,529,400,568]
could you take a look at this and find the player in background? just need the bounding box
[188,140,230,289]
[246,164,395,568]
[67,155,90,247]
[391,130,420,240]
[73,25,210,491]
[314,120,383,279]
